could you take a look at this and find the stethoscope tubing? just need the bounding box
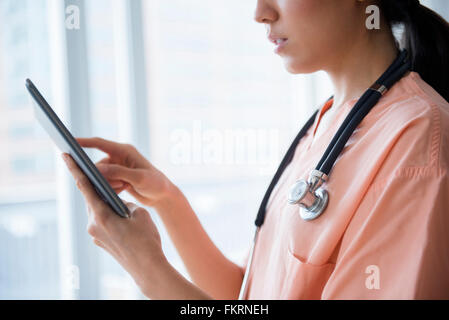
[319,61,411,174]
[316,51,410,175]
[254,109,319,228]
[238,226,260,300]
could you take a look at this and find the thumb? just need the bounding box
[97,163,144,186]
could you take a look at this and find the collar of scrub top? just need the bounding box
[254,49,411,227]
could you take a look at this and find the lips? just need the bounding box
[268,34,288,45]
[274,38,288,46]
[268,34,289,54]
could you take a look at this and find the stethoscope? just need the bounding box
[238,50,411,300]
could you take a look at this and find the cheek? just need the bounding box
[283,0,334,42]
[280,0,359,73]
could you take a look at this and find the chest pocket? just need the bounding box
[280,246,336,299]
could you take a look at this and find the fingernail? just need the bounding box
[111,183,124,188]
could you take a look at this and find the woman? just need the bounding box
[63,0,449,299]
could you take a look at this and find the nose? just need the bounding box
[254,0,278,24]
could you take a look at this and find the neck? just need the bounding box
[326,28,398,109]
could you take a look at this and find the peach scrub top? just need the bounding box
[242,72,449,299]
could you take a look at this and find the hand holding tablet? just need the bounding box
[25,79,210,300]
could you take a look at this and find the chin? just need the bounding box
[282,55,320,75]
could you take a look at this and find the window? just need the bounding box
[84,0,141,299]
[0,0,58,299]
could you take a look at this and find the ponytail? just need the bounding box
[381,0,449,102]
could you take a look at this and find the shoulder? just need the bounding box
[377,72,448,128]
[367,72,449,180]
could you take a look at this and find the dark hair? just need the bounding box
[381,0,449,102]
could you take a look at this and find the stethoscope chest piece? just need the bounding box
[299,187,328,221]
[287,170,329,221]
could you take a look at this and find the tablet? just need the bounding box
[26,79,130,218]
